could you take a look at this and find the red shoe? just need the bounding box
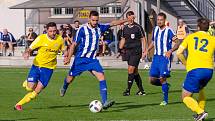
[14,105,23,111]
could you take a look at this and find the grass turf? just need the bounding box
[0,68,215,121]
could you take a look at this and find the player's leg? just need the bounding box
[91,70,115,110]
[149,56,161,86]
[160,77,169,105]
[22,65,39,91]
[134,68,145,95]
[60,75,75,97]
[60,58,84,96]
[182,69,213,120]
[15,67,53,111]
[123,65,135,96]
[159,56,171,105]
[182,89,208,121]
[0,42,3,56]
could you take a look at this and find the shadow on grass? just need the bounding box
[147,89,181,95]
[33,104,88,110]
[108,101,182,112]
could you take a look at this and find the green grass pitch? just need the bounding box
[0,68,215,121]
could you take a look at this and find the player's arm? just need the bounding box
[23,36,41,60]
[165,36,180,58]
[143,41,154,57]
[109,19,128,27]
[64,27,83,65]
[64,42,77,65]
[176,46,186,66]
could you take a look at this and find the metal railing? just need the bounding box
[188,0,215,20]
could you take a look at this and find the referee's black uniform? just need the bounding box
[122,22,146,96]
[122,22,145,67]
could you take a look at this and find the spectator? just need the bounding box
[108,29,117,55]
[176,19,189,64]
[0,31,3,56]
[2,29,15,56]
[208,21,215,36]
[103,29,114,56]
[62,29,72,51]
[42,25,47,34]
[26,28,38,47]
[72,20,80,37]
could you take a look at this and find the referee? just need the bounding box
[119,11,147,96]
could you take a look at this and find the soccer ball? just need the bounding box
[89,100,103,113]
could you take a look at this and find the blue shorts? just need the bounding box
[150,55,171,78]
[183,68,213,93]
[27,65,53,87]
[69,57,104,77]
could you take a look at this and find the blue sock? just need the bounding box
[99,80,107,104]
[162,82,169,103]
[63,78,69,90]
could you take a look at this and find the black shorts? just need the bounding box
[122,48,142,67]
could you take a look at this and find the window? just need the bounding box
[100,7,109,14]
[65,8,73,14]
[54,8,62,15]
[112,6,122,13]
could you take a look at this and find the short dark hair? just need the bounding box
[126,11,134,18]
[46,22,57,29]
[74,20,80,23]
[197,18,209,31]
[89,11,99,17]
[158,12,167,20]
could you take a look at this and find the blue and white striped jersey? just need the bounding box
[152,26,176,56]
[73,23,110,59]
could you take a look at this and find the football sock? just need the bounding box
[127,73,135,90]
[152,79,162,86]
[198,89,206,110]
[63,78,69,90]
[134,74,144,91]
[183,97,204,114]
[16,91,37,106]
[162,82,169,103]
[99,80,107,104]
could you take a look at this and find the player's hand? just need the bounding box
[64,51,69,58]
[64,57,71,65]
[23,52,30,60]
[165,50,172,58]
[142,50,148,59]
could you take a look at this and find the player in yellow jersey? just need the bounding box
[14,22,65,111]
[177,18,215,121]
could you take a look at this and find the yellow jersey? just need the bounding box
[180,31,215,72]
[30,34,65,69]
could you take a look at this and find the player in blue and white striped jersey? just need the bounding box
[60,11,127,110]
[144,12,180,106]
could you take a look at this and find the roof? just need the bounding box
[10,0,118,9]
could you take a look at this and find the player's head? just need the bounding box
[74,20,80,28]
[89,11,99,28]
[126,11,135,24]
[46,22,57,39]
[157,12,166,28]
[2,29,8,34]
[197,18,210,32]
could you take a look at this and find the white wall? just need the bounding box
[0,0,28,39]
